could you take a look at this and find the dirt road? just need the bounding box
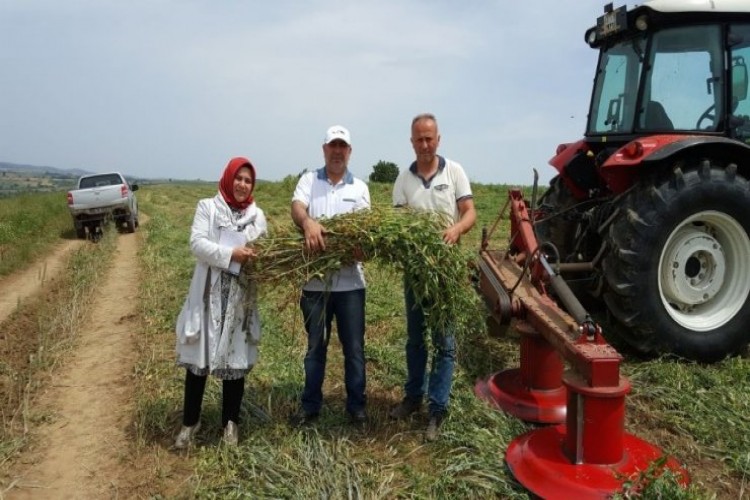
[0,240,83,325]
[4,232,142,498]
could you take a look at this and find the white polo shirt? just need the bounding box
[392,155,473,224]
[292,167,371,292]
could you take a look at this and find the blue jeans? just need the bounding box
[403,281,456,415]
[300,289,366,415]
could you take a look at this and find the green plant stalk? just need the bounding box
[245,207,483,337]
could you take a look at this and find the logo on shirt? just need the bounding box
[434,184,449,192]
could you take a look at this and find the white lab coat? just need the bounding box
[175,193,267,373]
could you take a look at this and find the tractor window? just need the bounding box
[640,25,723,132]
[729,24,750,144]
[587,35,645,134]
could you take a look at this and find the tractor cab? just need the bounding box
[585,1,750,144]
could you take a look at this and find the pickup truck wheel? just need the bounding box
[126,213,136,233]
[603,161,750,362]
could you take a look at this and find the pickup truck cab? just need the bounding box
[67,172,139,238]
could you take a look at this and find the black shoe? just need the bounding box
[348,409,368,425]
[289,409,319,427]
[389,397,422,419]
[425,412,446,442]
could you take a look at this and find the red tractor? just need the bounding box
[531,0,750,362]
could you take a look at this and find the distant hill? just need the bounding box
[0,161,214,197]
[0,161,165,197]
[0,161,167,185]
[0,161,93,178]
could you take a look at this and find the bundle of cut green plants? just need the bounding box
[244,206,483,336]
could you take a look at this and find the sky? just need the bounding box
[0,1,604,186]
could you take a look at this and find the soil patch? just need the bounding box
[3,232,144,498]
[0,240,82,324]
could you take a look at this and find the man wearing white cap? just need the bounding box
[290,125,371,426]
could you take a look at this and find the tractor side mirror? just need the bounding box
[732,56,748,102]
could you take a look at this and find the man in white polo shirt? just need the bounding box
[390,113,476,441]
[289,125,371,426]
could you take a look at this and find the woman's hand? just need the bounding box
[231,245,257,264]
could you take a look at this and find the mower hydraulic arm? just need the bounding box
[478,189,622,387]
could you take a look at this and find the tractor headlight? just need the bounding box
[586,28,597,46]
[635,14,648,31]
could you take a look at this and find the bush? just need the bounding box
[369,161,399,183]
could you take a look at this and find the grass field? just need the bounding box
[1,180,748,498]
[0,192,73,277]
[132,181,747,498]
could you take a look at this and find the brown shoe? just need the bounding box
[349,409,368,425]
[425,412,445,442]
[289,409,319,427]
[389,397,422,419]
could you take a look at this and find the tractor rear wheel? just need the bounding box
[603,161,750,362]
[534,176,579,261]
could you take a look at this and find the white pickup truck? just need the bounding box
[66,172,139,239]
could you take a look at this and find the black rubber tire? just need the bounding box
[603,161,750,362]
[534,176,579,261]
[126,213,136,233]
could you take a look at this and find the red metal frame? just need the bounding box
[475,188,689,496]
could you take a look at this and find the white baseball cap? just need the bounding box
[324,125,351,145]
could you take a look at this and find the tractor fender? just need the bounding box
[600,135,750,193]
[548,139,590,172]
[601,135,750,167]
[647,135,750,164]
[547,139,593,199]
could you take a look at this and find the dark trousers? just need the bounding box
[182,369,245,427]
[403,281,456,415]
[300,288,366,415]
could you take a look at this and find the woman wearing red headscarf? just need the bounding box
[174,157,267,448]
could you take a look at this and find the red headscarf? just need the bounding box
[218,156,256,209]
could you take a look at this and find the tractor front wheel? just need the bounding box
[603,161,750,362]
